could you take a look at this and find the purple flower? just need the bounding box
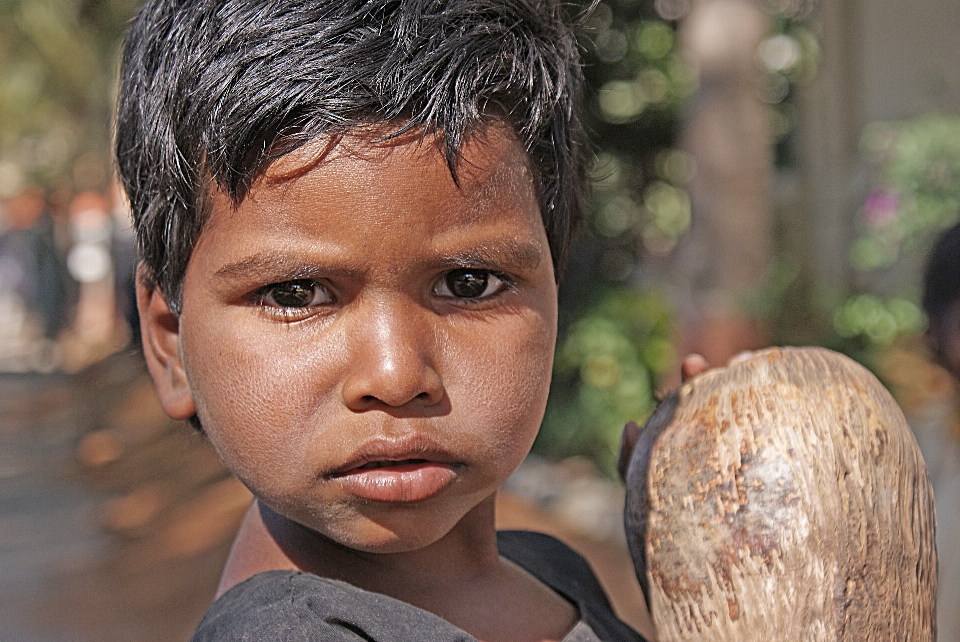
[864,188,899,227]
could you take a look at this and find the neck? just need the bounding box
[216,495,577,642]
[217,495,502,600]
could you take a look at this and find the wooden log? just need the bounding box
[624,347,937,640]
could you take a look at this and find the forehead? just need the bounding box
[194,123,548,272]
[252,123,537,209]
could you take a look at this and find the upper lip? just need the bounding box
[326,433,461,477]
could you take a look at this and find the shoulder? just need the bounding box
[191,570,476,642]
[496,530,598,591]
[497,530,648,642]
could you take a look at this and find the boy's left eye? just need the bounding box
[258,279,332,308]
[434,269,509,300]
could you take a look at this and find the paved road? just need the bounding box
[0,372,107,642]
[0,352,241,642]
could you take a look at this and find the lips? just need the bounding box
[327,435,462,504]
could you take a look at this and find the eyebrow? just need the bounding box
[214,253,360,281]
[437,241,542,272]
[213,240,542,282]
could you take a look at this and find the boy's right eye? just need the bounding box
[257,279,333,309]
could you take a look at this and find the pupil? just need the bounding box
[447,270,488,298]
[273,280,314,307]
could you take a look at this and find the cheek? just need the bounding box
[179,315,340,490]
[443,306,557,465]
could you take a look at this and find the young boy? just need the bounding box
[115,1,647,640]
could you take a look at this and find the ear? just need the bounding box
[136,268,197,420]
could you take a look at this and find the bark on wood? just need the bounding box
[625,347,937,640]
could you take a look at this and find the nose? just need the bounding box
[340,297,446,412]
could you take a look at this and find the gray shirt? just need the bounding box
[191,530,647,641]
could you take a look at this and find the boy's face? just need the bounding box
[144,125,557,553]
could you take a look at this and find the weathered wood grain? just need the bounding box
[625,347,937,641]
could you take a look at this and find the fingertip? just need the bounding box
[681,353,709,381]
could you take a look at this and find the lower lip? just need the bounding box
[331,463,458,503]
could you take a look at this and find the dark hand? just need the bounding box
[617,354,710,482]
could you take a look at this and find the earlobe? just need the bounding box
[136,270,197,421]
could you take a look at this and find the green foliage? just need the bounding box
[852,116,960,271]
[827,116,960,359]
[0,0,140,193]
[536,289,675,477]
[759,116,960,370]
[530,2,688,476]
[537,2,821,474]
[578,2,693,261]
[758,15,820,167]
[833,295,925,347]
[589,16,695,126]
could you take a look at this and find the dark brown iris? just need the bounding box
[445,269,489,298]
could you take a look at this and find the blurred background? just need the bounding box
[1,0,958,640]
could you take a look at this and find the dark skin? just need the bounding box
[618,354,710,481]
[926,299,960,382]
[139,119,709,641]
[219,499,574,641]
[138,125,576,642]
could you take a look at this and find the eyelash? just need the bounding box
[251,269,516,321]
[252,279,333,321]
[433,269,516,303]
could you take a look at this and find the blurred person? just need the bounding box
[109,180,140,345]
[61,191,120,368]
[1,187,72,339]
[0,187,71,371]
[924,221,960,381]
[919,220,960,639]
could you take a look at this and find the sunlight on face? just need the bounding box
[176,125,558,552]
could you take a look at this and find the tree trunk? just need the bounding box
[672,0,773,367]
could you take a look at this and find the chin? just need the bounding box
[324,512,463,555]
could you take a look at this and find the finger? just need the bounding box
[681,353,709,382]
[617,421,641,482]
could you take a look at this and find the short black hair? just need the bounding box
[922,221,960,318]
[115,0,590,312]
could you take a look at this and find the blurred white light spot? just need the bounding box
[758,72,790,103]
[757,34,801,72]
[586,2,614,32]
[597,194,642,237]
[0,162,23,199]
[595,28,629,64]
[656,149,696,186]
[655,0,691,21]
[67,242,111,283]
